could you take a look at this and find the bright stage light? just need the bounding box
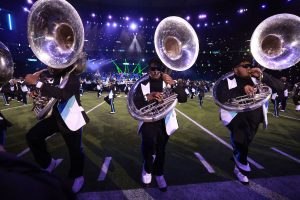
[23,7,30,12]
[108,15,112,19]
[113,22,117,27]
[91,13,96,17]
[106,22,111,27]
[27,0,33,4]
[125,16,129,21]
[140,17,144,22]
[198,14,207,19]
[186,16,190,20]
[130,23,137,30]
[261,4,267,9]
[155,18,159,22]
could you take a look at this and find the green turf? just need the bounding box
[1,92,299,192]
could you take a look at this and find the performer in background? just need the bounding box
[271,91,279,117]
[0,81,10,105]
[96,80,103,98]
[293,82,300,111]
[279,77,291,112]
[198,82,205,108]
[19,77,29,105]
[216,60,284,184]
[134,58,187,191]
[25,63,89,193]
[0,112,13,152]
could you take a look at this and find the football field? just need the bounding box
[1,92,300,199]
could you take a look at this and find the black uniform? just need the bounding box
[216,72,284,168]
[134,76,186,176]
[0,112,12,145]
[26,68,89,179]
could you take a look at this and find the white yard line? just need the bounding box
[194,152,215,173]
[86,101,106,114]
[267,112,300,121]
[77,175,298,200]
[98,157,112,181]
[175,108,264,169]
[0,104,32,112]
[17,101,105,157]
[271,147,300,164]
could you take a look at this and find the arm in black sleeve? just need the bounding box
[216,79,245,103]
[262,72,285,94]
[173,85,187,103]
[40,74,80,101]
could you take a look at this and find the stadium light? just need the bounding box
[130,23,137,30]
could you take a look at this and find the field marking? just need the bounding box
[0,104,32,112]
[194,152,215,173]
[54,158,64,170]
[98,156,112,181]
[271,147,300,164]
[86,101,106,114]
[249,181,289,200]
[77,175,298,199]
[17,102,105,157]
[175,108,264,169]
[267,112,300,121]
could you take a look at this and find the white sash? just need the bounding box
[58,95,86,131]
[21,85,28,92]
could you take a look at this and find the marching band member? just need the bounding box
[216,60,284,184]
[293,82,300,111]
[0,112,13,152]
[133,58,187,191]
[25,61,89,193]
[96,81,103,98]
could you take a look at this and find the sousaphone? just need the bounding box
[127,16,199,122]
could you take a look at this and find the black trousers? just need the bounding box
[26,115,84,178]
[141,120,169,176]
[226,110,262,165]
[281,97,288,110]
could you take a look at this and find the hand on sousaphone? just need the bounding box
[146,92,163,103]
[248,67,263,79]
[162,73,175,86]
[244,68,263,96]
[25,69,47,85]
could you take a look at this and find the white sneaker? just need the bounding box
[45,158,58,173]
[141,168,152,185]
[234,166,249,185]
[110,111,116,114]
[155,175,167,191]
[72,176,84,193]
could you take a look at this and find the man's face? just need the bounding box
[234,61,252,78]
[149,64,161,80]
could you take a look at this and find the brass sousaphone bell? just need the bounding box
[27,0,85,119]
[0,42,14,86]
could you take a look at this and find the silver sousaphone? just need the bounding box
[127,16,199,122]
[213,13,300,112]
[27,0,85,119]
[0,42,14,86]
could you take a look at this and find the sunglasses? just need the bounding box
[150,67,162,72]
[239,64,252,68]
